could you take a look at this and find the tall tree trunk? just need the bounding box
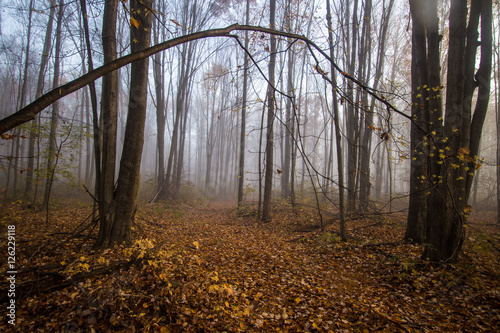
[326,0,346,240]
[262,0,277,222]
[281,0,294,200]
[152,7,166,194]
[79,0,101,224]
[423,0,493,262]
[496,5,500,224]
[237,0,250,208]
[94,0,118,248]
[26,0,56,198]
[42,0,64,211]
[405,0,436,243]
[346,0,359,213]
[103,0,153,247]
[466,0,492,198]
[358,0,394,212]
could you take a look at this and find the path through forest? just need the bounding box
[1,200,499,332]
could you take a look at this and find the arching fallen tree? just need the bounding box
[0,24,402,136]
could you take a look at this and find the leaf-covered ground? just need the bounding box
[1,199,499,332]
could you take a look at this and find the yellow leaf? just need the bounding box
[295,297,301,303]
[130,16,140,29]
[193,241,199,249]
[70,292,79,300]
[225,301,229,307]
[240,321,247,330]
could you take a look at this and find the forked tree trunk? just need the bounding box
[422,0,492,262]
[101,0,153,247]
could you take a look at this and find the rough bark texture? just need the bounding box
[94,0,119,249]
[406,0,432,244]
[107,0,153,246]
[424,0,468,262]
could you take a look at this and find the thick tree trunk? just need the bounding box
[423,0,468,262]
[94,0,118,249]
[104,0,153,247]
[406,0,442,244]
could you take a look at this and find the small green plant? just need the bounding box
[317,232,341,244]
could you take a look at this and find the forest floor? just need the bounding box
[1,198,499,332]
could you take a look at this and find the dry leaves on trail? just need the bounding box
[0,199,499,332]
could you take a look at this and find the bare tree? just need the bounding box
[262,0,277,222]
[25,0,56,199]
[42,0,65,211]
[237,0,250,208]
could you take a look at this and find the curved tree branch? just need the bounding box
[0,24,407,135]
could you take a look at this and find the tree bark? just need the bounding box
[105,0,153,247]
[262,0,277,222]
[466,0,492,198]
[326,0,346,240]
[25,0,56,197]
[423,0,468,262]
[94,0,119,249]
[42,0,65,211]
[237,0,250,208]
[346,0,359,213]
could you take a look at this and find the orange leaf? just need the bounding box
[170,19,181,27]
[458,147,470,155]
[130,16,140,29]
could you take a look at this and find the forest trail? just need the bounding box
[1,200,499,332]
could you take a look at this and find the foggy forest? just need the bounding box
[0,0,499,331]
